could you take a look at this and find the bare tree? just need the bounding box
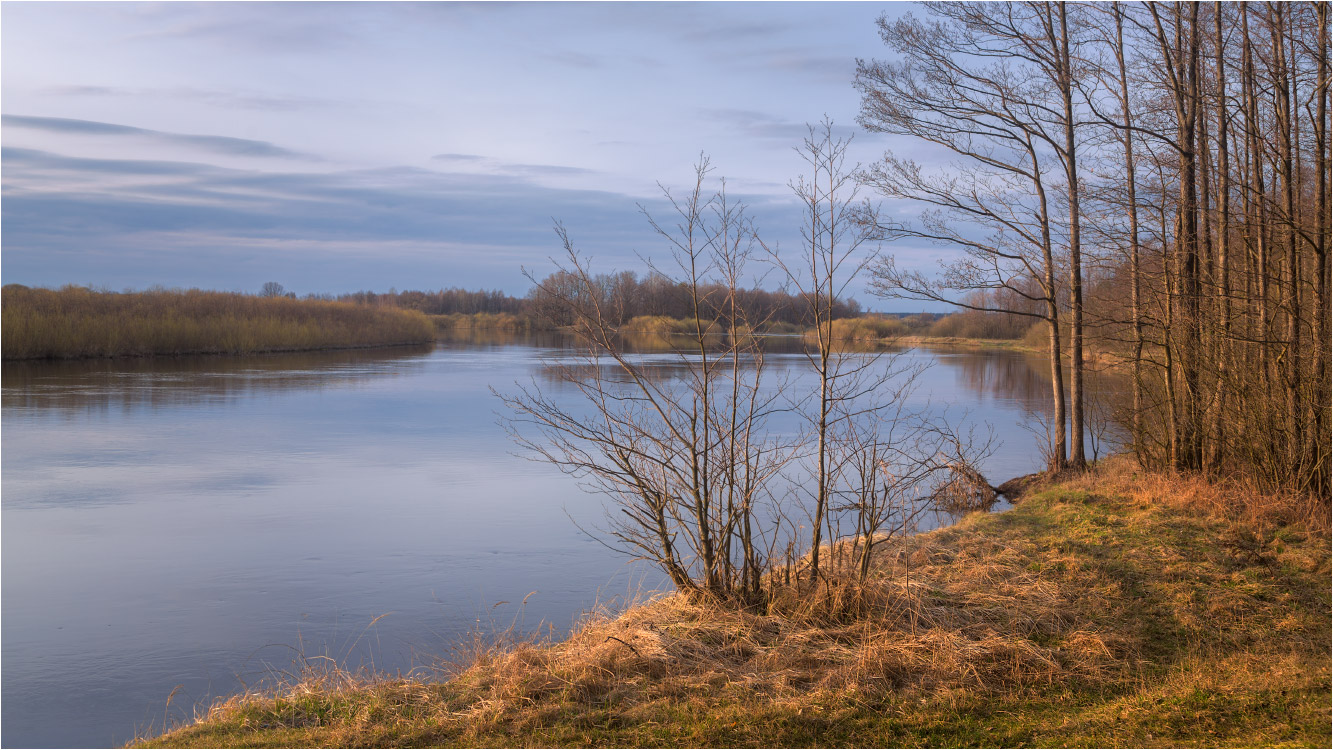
[500,160,790,600]
[856,5,1076,471]
[503,147,998,603]
[760,119,894,587]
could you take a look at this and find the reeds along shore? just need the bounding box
[2,286,436,360]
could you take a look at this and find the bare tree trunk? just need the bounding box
[1112,6,1146,466]
[1057,3,1087,469]
[1315,0,1330,495]
[1269,4,1302,471]
[1208,1,1232,470]
[1038,173,1068,473]
[1152,2,1204,471]
[1242,5,1273,419]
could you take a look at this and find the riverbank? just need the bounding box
[430,313,807,337]
[2,286,435,359]
[889,334,1033,351]
[429,312,1026,349]
[139,457,1330,748]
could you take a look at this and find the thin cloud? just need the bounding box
[430,153,488,162]
[2,145,653,281]
[3,115,321,161]
[507,163,596,177]
[428,153,596,177]
[676,20,800,43]
[39,84,344,112]
[1,146,233,177]
[1,143,828,295]
[125,13,361,55]
[697,108,810,142]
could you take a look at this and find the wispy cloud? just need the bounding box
[697,109,810,142]
[677,20,799,43]
[429,152,596,177]
[3,115,321,161]
[430,153,488,163]
[507,163,596,177]
[38,84,345,112]
[1,146,231,178]
[697,109,862,144]
[2,146,651,292]
[124,12,362,55]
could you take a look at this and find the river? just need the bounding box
[1,333,1119,747]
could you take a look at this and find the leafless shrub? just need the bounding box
[501,134,994,605]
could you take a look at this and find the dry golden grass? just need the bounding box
[803,317,907,347]
[429,312,532,334]
[1050,454,1329,533]
[139,460,1331,748]
[4,285,435,359]
[620,315,703,336]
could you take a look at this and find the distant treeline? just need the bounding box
[334,287,526,316]
[333,271,899,331]
[340,274,1039,340]
[2,285,435,360]
[1,278,1035,362]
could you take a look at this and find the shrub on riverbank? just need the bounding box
[2,285,435,359]
[812,316,909,342]
[927,309,1029,340]
[430,312,533,334]
[139,458,1330,748]
[620,315,702,336]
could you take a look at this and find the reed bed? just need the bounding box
[620,315,701,336]
[429,312,533,334]
[140,459,1329,748]
[3,286,435,359]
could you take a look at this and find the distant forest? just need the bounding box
[332,271,870,328]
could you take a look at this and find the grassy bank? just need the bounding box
[139,458,1329,748]
[427,311,1026,348]
[795,318,1035,352]
[3,286,435,359]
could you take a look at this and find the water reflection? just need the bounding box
[2,345,434,416]
[946,350,1055,413]
[1,334,1126,748]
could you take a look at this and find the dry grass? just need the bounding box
[4,285,435,359]
[1050,454,1329,534]
[139,460,1331,748]
[430,312,533,334]
[802,317,907,347]
[620,315,703,337]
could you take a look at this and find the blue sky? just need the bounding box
[2,1,941,304]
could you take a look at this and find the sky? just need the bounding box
[2,1,944,305]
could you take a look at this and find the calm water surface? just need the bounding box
[2,335,1114,747]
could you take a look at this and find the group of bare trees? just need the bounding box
[502,130,987,603]
[524,269,862,329]
[333,272,860,328]
[336,287,526,315]
[501,2,1327,603]
[858,2,1330,498]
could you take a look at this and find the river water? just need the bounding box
[1,334,1116,747]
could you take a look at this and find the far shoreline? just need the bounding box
[2,339,436,363]
[2,286,437,361]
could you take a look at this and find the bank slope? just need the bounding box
[140,459,1331,748]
